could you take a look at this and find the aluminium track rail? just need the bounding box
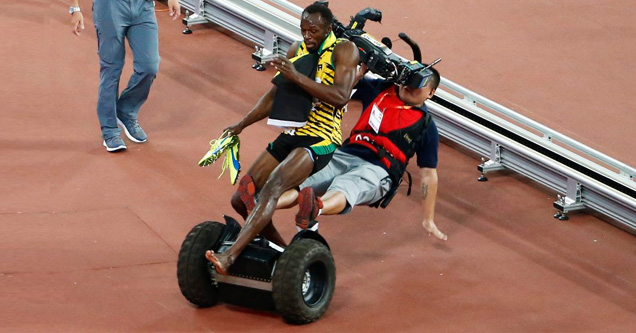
[177,0,636,234]
[180,0,301,64]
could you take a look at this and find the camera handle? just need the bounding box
[397,33,421,63]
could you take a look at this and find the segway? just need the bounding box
[176,215,336,324]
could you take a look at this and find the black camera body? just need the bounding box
[330,6,435,89]
[398,60,432,89]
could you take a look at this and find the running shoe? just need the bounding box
[103,136,127,152]
[295,187,323,231]
[117,118,147,143]
[237,175,257,215]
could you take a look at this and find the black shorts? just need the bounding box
[266,133,337,175]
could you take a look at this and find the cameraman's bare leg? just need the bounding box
[277,189,300,209]
[277,189,346,215]
[207,148,314,274]
[318,190,348,215]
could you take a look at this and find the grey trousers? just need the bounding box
[92,0,160,139]
[300,150,392,214]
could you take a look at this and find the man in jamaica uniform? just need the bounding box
[206,4,360,274]
[279,65,447,241]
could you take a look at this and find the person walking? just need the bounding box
[70,0,181,152]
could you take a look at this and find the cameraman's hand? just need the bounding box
[354,63,369,84]
[359,63,369,74]
[423,219,447,241]
[271,55,299,82]
[223,122,244,137]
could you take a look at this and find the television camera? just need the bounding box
[326,3,441,89]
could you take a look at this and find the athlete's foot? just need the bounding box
[205,250,234,275]
[423,220,448,241]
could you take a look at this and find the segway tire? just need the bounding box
[177,221,225,307]
[272,239,335,324]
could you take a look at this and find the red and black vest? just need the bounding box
[348,86,431,182]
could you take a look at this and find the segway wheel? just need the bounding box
[272,239,335,324]
[177,221,225,307]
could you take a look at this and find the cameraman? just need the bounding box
[281,64,447,240]
[205,4,360,274]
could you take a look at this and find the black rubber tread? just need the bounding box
[272,239,336,325]
[177,221,225,307]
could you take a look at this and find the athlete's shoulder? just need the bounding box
[332,40,359,63]
[333,39,356,50]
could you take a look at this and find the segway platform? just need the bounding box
[177,216,336,324]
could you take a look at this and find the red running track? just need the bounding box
[2,0,636,331]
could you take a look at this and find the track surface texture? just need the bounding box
[2,0,636,331]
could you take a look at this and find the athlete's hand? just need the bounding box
[271,55,299,82]
[423,219,447,241]
[223,123,244,137]
[167,0,181,20]
[71,12,85,36]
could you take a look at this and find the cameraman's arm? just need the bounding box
[280,41,359,108]
[351,70,389,105]
[420,167,447,241]
[416,120,446,240]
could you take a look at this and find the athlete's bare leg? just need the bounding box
[230,151,279,219]
[228,151,287,247]
[207,148,314,274]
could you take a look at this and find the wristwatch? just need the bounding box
[69,6,81,14]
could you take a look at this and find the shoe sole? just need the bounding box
[103,140,127,152]
[238,175,256,215]
[296,187,317,230]
[117,118,147,143]
[296,222,319,233]
[227,143,240,185]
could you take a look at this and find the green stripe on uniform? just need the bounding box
[310,143,337,156]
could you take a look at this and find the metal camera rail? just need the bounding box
[178,0,636,233]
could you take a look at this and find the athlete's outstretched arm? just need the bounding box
[224,86,276,136]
